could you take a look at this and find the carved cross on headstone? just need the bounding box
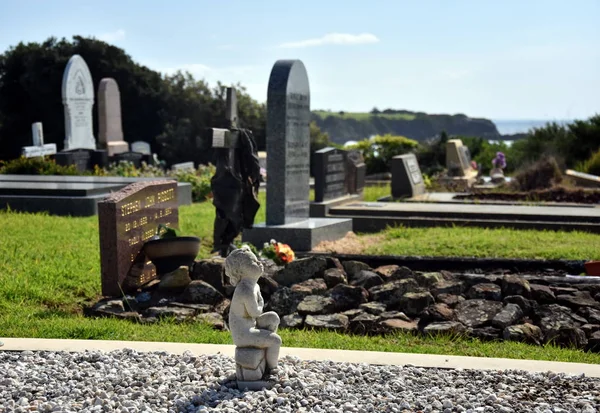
[208,87,261,256]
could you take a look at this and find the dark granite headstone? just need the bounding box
[112,152,144,168]
[266,60,311,225]
[346,150,366,194]
[55,149,108,172]
[314,147,348,202]
[242,60,353,251]
[391,154,426,198]
[98,180,179,296]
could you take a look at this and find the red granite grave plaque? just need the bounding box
[98,180,179,296]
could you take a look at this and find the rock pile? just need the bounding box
[88,256,600,352]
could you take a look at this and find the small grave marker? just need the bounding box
[22,122,57,158]
[314,147,348,202]
[346,150,366,194]
[391,153,426,198]
[98,180,179,296]
[131,141,151,155]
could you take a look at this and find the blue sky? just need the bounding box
[1,0,598,120]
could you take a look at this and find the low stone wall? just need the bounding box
[88,256,600,352]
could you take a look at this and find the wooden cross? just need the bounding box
[209,87,239,152]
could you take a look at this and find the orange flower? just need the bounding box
[275,243,295,264]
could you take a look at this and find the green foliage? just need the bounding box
[348,134,419,174]
[94,161,215,202]
[578,149,600,176]
[511,156,563,191]
[0,156,81,175]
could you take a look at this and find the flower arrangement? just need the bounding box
[261,239,295,265]
[492,152,507,169]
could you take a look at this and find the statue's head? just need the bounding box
[224,245,263,286]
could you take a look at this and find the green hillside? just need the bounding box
[312,109,500,144]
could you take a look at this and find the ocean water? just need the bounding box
[492,119,572,135]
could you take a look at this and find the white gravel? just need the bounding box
[1,349,598,412]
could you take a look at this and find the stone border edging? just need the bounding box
[299,253,587,274]
[1,337,598,378]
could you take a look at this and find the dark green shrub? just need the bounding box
[511,156,563,191]
[172,164,214,202]
[347,134,418,174]
[579,149,600,176]
[0,156,80,175]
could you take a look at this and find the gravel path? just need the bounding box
[1,349,598,412]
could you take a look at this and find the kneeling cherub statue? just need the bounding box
[225,245,281,388]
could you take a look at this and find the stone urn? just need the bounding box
[143,236,201,275]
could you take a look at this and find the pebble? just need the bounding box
[0,350,598,412]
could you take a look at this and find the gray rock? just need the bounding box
[436,294,464,308]
[556,291,599,310]
[397,291,435,317]
[368,279,419,306]
[578,307,600,324]
[420,303,455,324]
[349,313,380,334]
[341,308,365,319]
[191,258,225,293]
[373,264,401,279]
[379,318,418,333]
[181,280,224,305]
[534,304,587,333]
[351,270,383,289]
[258,275,280,301]
[423,321,466,335]
[585,330,600,352]
[266,287,307,317]
[455,299,503,328]
[196,312,225,330]
[297,295,337,315]
[342,260,371,279]
[503,295,537,316]
[169,302,213,313]
[281,313,304,329]
[501,275,530,298]
[304,314,349,331]
[492,303,523,329]
[327,283,368,312]
[273,256,327,287]
[530,284,556,304]
[323,268,347,288]
[379,311,411,321]
[291,278,328,295]
[158,266,191,290]
[544,326,587,349]
[415,272,444,288]
[359,302,387,315]
[581,323,600,337]
[470,326,502,341]
[92,299,125,314]
[432,280,464,297]
[145,306,196,319]
[503,323,543,345]
[467,283,502,301]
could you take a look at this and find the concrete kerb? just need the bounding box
[1,338,599,378]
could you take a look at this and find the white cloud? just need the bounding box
[98,29,126,43]
[278,33,379,49]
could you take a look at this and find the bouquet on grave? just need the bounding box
[492,152,507,170]
[261,239,295,265]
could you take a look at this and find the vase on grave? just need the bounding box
[143,236,201,275]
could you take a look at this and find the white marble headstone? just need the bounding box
[32,122,44,146]
[131,141,151,155]
[62,55,96,150]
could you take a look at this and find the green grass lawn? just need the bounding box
[313,111,416,121]
[1,194,600,364]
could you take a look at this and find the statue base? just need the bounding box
[237,380,273,391]
[242,217,353,252]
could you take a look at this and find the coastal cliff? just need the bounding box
[312,110,500,144]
